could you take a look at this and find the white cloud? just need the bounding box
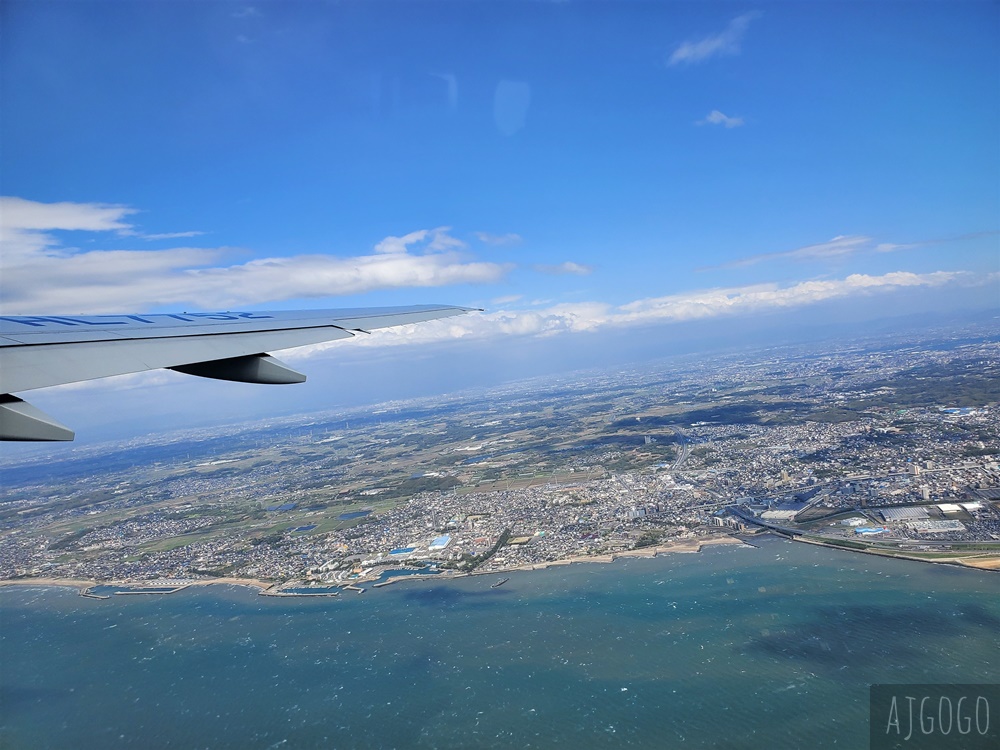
[374,227,464,255]
[475,232,523,246]
[287,270,983,359]
[0,197,139,266]
[373,229,431,255]
[697,110,744,128]
[1,196,137,231]
[534,261,593,275]
[669,12,761,66]
[616,272,959,321]
[0,196,204,257]
[0,198,512,313]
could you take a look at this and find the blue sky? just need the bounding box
[1,1,998,440]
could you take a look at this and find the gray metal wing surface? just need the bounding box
[0,304,474,441]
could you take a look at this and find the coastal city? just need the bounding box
[1,323,999,594]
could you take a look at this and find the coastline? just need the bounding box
[0,576,278,593]
[499,534,744,572]
[789,534,1000,571]
[0,535,748,594]
[0,577,101,590]
[16,534,995,595]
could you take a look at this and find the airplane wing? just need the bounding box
[0,304,475,441]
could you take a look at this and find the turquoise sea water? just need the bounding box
[1,537,998,749]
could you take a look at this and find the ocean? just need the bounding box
[1,536,998,749]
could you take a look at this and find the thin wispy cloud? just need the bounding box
[697,110,744,128]
[874,242,916,253]
[705,231,999,271]
[872,230,998,255]
[668,11,761,66]
[491,294,523,306]
[137,231,207,241]
[475,232,523,246]
[704,235,874,271]
[118,228,207,241]
[0,198,511,313]
[534,261,593,275]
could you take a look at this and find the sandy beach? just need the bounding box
[506,534,744,572]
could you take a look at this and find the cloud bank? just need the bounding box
[287,270,989,359]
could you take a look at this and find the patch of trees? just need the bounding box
[859,365,1000,408]
[442,528,512,571]
[251,532,287,547]
[634,530,665,548]
[383,475,461,498]
[805,408,862,423]
[47,527,93,551]
[963,446,999,457]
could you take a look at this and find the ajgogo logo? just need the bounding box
[870,684,998,750]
